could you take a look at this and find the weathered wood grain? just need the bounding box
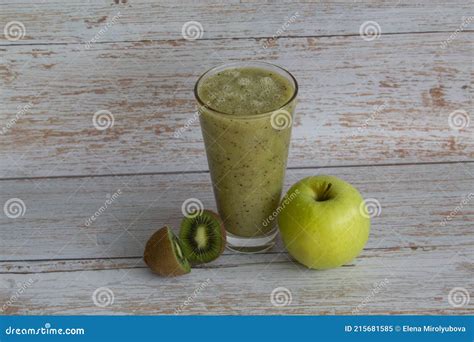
[1,242,472,274]
[0,1,471,45]
[0,244,472,315]
[0,162,472,261]
[0,0,472,317]
[1,33,472,178]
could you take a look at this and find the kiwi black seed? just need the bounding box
[144,226,191,277]
[179,210,226,264]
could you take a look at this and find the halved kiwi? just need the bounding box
[144,226,191,277]
[179,210,226,264]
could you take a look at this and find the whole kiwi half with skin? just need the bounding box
[144,226,191,277]
[179,210,226,264]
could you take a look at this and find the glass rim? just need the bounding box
[193,61,298,118]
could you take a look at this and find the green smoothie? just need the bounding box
[197,67,294,115]
[196,64,297,243]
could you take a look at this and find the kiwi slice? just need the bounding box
[144,226,191,277]
[179,210,226,264]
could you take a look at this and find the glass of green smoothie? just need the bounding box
[194,61,298,253]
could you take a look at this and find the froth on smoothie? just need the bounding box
[197,67,294,115]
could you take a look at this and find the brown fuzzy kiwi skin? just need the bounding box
[144,226,190,277]
[203,210,227,257]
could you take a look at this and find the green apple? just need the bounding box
[278,175,370,270]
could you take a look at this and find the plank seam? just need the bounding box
[1,243,471,264]
[0,160,472,182]
[0,30,473,48]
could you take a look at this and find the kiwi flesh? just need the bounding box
[144,226,191,277]
[179,210,226,264]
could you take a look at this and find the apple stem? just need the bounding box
[318,183,332,201]
[314,183,332,202]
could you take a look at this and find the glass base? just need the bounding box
[226,228,278,253]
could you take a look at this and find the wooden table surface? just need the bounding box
[1,1,472,315]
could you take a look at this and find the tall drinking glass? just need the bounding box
[194,61,298,252]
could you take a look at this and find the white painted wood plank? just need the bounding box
[1,33,472,178]
[0,162,472,261]
[0,244,472,314]
[0,1,471,45]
